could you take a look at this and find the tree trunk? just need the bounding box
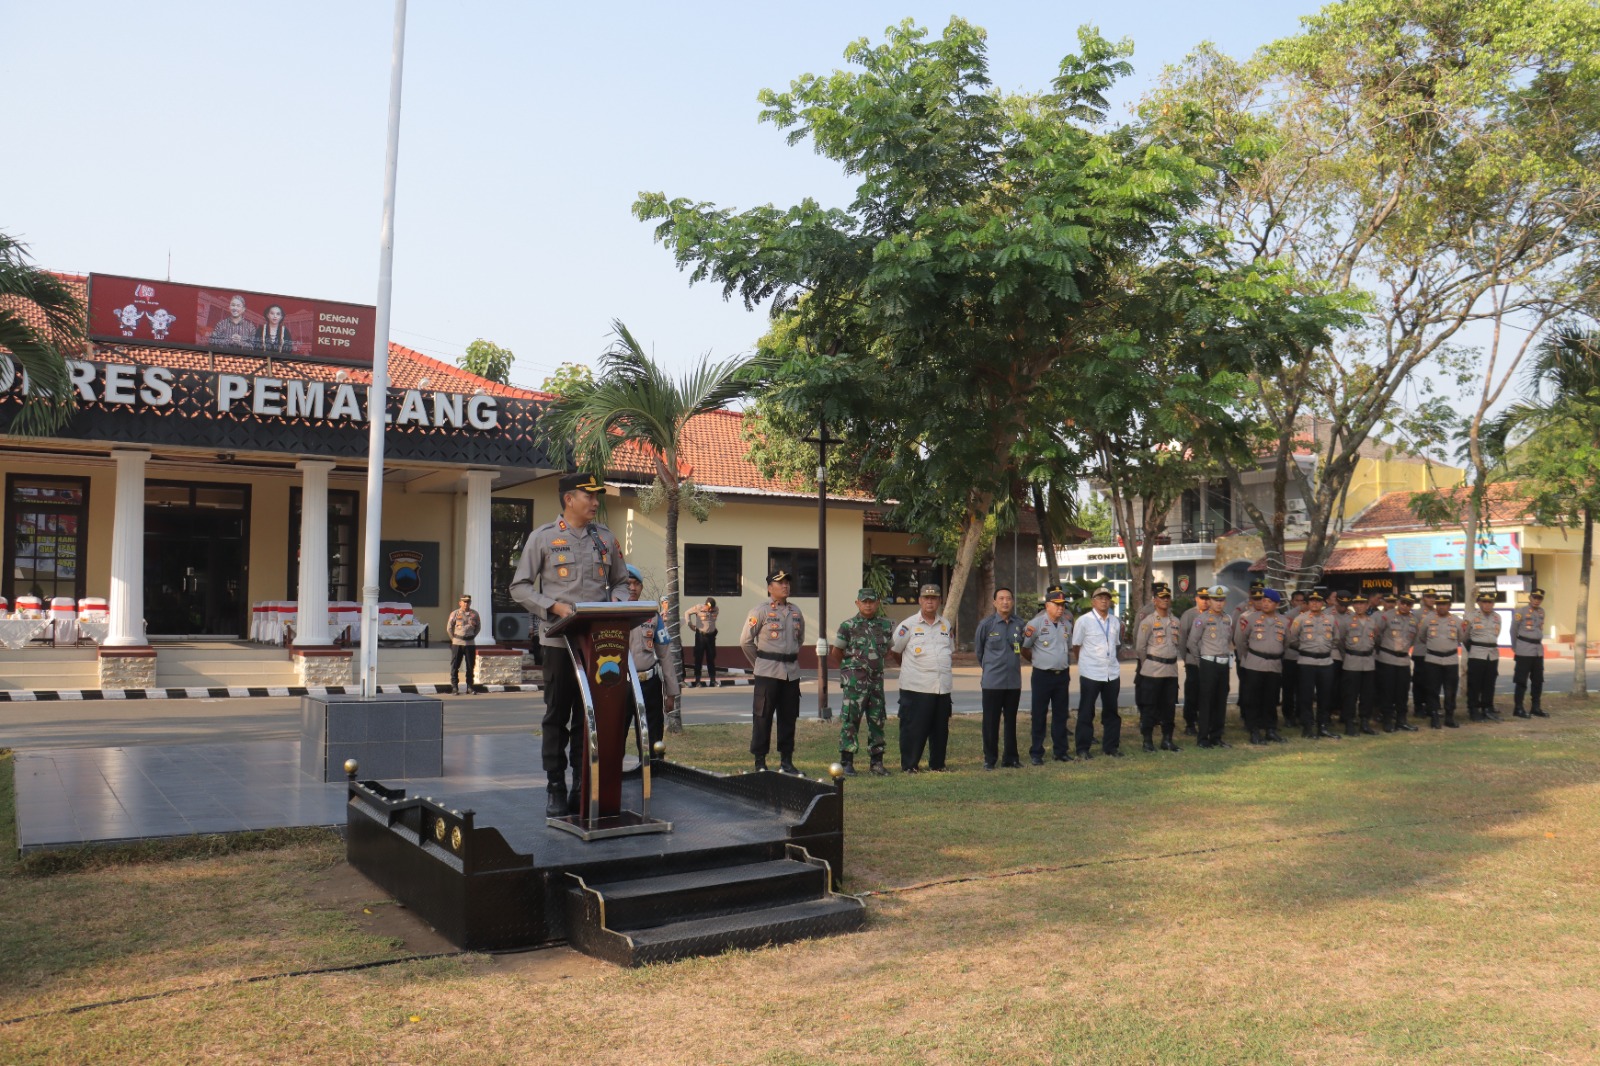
[978,554,995,624]
[1576,505,1592,698]
[1461,486,1479,612]
[1033,482,1060,588]
[942,501,989,644]
[664,481,684,730]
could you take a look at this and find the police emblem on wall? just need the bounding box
[378,540,440,606]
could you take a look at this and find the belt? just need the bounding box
[1035,666,1069,674]
[1465,640,1497,649]
[1299,653,1332,662]
[1144,654,1177,665]
[1201,654,1232,665]
[1515,635,1543,644]
[637,667,656,681]
[1342,648,1374,657]
[1246,650,1283,661]
[756,650,798,663]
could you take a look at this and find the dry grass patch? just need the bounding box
[4,702,1600,1063]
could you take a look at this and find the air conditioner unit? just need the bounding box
[494,611,531,642]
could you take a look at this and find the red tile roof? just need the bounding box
[1346,483,1531,535]
[1250,547,1396,573]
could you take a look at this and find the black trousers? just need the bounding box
[1030,668,1072,758]
[900,689,952,770]
[1466,657,1499,715]
[1076,676,1122,754]
[1238,667,1282,732]
[693,632,718,683]
[1297,662,1335,731]
[627,673,664,748]
[450,643,477,687]
[1182,661,1200,726]
[1331,661,1345,721]
[1195,660,1231,744]
[1340,667,1377,725]
[1421,661,1458,721]
[1412,656,1429,716]
[1137,674,1178,737]
[1513,653,1545,710]
[751,676,801,757]
[540,646,586,788]
[981,687,1022,767]
[1281,660,1299,727]
[1377,661,1412,724]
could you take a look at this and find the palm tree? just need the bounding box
[539,320,773,729]
[0,233,83,434]
[1489,324,1600,696]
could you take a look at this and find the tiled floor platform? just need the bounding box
[13,733,547,853]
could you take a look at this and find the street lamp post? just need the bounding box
[804,418,840,722]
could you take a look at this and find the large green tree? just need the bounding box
[636,19,1240,628]
[538,321,771,727]
[1146,0,1600,579]
[0,233,83,434]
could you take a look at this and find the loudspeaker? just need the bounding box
[494,612,530,641]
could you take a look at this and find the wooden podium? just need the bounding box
[544,602,673,840]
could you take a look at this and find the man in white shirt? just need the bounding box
[891,583,956,773]
[1072,586,1125,758]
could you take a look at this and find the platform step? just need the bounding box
[566,851,865,966]
[593,858,828,931]
[622,896,865,966]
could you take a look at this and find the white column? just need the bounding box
[463,468,497,646]
[105,448,150,647]
[295,459,337,646]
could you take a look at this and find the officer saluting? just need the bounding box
[1511,589,1548,718]
[509,472,630,818]
[741,570,806,775]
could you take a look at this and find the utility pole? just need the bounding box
[803,418,841,721]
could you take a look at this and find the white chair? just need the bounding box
[0,595,8,616]
[49,597,78,646]
[277,602,298,645]
[250,602,270,642]
[15,595,43,619]
[330,601,360,642]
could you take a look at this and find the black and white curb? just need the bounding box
[0,683,543,703]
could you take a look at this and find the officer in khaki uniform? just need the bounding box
[1134,588,1183,752]
[1287,591,1341,740]
[1375,595,1420,732]
[623,567,678,748]
[509,472,630,817]
[1236,589,1289,745]
[1419,598,1465,729]
[1511,589,1548,718]
[741,570,806,775]
[1187,586,1236,749]
[1338,598,1382,735]
[1178,588,1211,736]
[1464,591,1504,722]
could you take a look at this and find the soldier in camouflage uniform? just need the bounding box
[830,587,894,776]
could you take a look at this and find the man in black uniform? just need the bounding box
[510,473,630,817]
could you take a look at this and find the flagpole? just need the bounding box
[360,0,408,698]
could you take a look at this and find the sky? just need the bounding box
[4,1,1329,390]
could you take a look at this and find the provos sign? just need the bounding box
[3,354,500,431]
[86,273,378,368]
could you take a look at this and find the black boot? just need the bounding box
[839,752,857,777]
[1484,708,1503,722]
[1265,729,1286,743]
[1360,720,1379,736]
[1444,713,1459,728]
[1397,714,1418,731]
[1183,722,1198,736]
[754,755,768,772]
[1160,733,1181,751]
[1531,705,1549,718]
[1249,729,1265,746]
[545,783,569,818]
[1141,732,1156,753]
[1344,719,1358,736]
[1317,725,1341,740]
[869,755,890,777]
[1430,713,1443,729]
[1513,706,1531,719]
[779,755,802,776]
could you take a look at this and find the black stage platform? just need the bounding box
[346,760,866,966]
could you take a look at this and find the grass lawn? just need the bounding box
[4,699,1600,1064]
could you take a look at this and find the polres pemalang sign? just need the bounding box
[87,273,378,368]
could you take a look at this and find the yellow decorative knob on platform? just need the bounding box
[343,759,359,779]
[828,762,846,781]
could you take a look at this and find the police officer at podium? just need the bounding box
[509,472,630,818]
